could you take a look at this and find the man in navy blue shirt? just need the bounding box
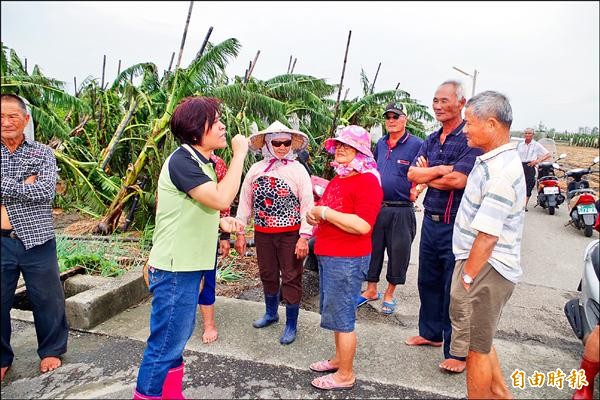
[357,102,423,315]
[405,81,482,374]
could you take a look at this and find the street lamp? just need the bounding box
[452,66,478,98]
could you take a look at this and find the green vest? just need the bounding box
[148,145,219,272]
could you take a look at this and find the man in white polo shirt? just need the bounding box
[517,128,550,211]
[450,91,525,399]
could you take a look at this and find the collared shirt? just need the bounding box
[516,139,549,163]
[453,142,526,283]
[1,138,57,249]
[374,131,423,202]
[412,121,482,219]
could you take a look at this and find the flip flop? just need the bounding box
[356,292,381,308]
[311,373,355,391]
[309,360,338,373]
[381,298,398,315]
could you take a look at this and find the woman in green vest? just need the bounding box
[134,97,248,400]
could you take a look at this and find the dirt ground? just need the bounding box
[555,144,599,192]
[53,144,598,301]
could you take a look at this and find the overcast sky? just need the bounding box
[2,1,598,132]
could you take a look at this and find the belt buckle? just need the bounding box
[430,214,441,222]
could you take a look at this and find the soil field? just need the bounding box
[555,144,599,192]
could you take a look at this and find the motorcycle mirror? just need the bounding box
[552,163,560,170]
[558,153,567,160]
[593,156,599,164]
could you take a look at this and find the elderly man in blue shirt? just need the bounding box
[405,81,482,374]
[357,102,423,315]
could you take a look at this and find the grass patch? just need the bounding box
[56,236,129,277]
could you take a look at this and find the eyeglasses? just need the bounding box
[334,142,354,150]
[384,114,402,120]
[271,139,292,147]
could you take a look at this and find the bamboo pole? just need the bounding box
[370,62,381,94]
[287,55,293,74]
[290,58,297,74]
[24,58,27,73]
[167,51,176,72]
[245,50,260,83]
[330,30,352,137]
[196,26,213,59]
[73,77,78,96]
[395,82,401,90]
[175,1,194,70]
[117,59,122,77]
[100,55,106,89]
[343,87,350,101]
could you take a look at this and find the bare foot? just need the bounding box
[39,357,61,373]
[1,365,10,381]
[405,335,443,347]
[439,358,466,373]
[202,325,218,344]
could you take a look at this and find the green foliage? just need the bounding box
[55,236,126,277]
[216,253,246,283]
[1,40,434,227]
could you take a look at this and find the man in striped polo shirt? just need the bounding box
[450,91,525,399]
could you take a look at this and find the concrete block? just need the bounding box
[65,267,150,330]
[64,274,108,298]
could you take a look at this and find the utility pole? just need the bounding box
[452,66,478,98]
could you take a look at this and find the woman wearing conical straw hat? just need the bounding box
[234,121,314,345]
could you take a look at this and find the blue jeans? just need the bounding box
[136,267,209,396]
[417,215,464,361]
[1,237,68,367]
[318,255,370,333]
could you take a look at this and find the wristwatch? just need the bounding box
[462,273,474,285]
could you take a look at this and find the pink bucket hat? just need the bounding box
[324,125,373,158]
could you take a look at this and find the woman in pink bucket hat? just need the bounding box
[306,125,383,390]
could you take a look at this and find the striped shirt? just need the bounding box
[1,138,57,250]
[453,142,526,283]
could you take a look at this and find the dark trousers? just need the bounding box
[1,237,68,367]
[522,162,536,197]
[254,230,303,305]
[367,206,416,285]
[417,215,464,361]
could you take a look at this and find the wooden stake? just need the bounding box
[101,55,106,90]
[167,51,176,72]
[290,58,297,74]
[196,26,213,59]
[175,1,194,70]
[245,50,260,82]
[287,55,293,74]
[370,62,381,94]
[330,30,352,136]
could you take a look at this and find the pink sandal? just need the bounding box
[309,359,338,373]
[311,373,355,391]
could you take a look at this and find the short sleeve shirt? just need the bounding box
[516,140,549,163]
[412,121,482,216]
[374,132,423,202]
[168,146,213,194]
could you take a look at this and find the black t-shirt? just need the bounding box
[168,146,214,194]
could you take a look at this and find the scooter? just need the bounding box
[536,154,566,215]
[565,156,600,237]
[564,214,599,341]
